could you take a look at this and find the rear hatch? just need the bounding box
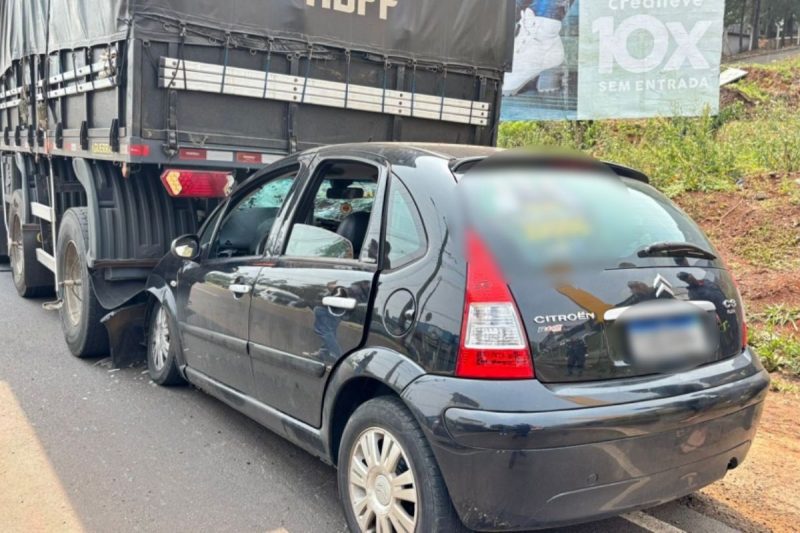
[460,163,746,383]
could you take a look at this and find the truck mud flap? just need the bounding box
[101,303,147,368]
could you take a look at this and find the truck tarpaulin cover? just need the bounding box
[0,0,514,75]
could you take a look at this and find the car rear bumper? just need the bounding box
[401,349,769,531]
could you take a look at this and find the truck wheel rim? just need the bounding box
[10,215,23,284]
[62,241,83,327]
[348,427,419,533]
[151,307,170,371]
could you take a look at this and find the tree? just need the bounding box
[749,0,761,51]
[725,0,748,26]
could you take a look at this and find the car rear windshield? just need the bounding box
[459,169,717,272]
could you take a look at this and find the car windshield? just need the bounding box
[459,169,716,272]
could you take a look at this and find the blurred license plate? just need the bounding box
[627,315,710,363]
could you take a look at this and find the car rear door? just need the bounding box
[248,156,385,427]
[177,164,302,395]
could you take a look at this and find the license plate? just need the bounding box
[627,315,711,365]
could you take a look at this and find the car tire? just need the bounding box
[337,396,467,533]
[146,303,185,386]
[8,190,54,297]
[56,207,108,358]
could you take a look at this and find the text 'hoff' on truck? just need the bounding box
[0,0,514,358]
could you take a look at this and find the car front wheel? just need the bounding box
[337,396,465,533]
[147,303,185,386]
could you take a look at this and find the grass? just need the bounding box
[732,79,770,103]
[750,326,800,376]
[770,375,800,395]
[754,304,800,331]
[498,56,800,196]
[735,224,800,270]
[751,305,800,379]
[719,109,800,175]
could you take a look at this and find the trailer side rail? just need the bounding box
[159,57,490,127]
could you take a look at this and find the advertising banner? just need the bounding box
[501,0,726,121]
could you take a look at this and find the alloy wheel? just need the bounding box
[150,306,170,371]
[348,427,419,533]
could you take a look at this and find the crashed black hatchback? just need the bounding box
[145,144,769,532]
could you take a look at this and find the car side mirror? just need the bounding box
[171,234,200,261]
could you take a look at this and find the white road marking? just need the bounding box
[622,511,687,533]
[646,501,741,533]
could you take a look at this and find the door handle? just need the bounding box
[229,284,252,296]
[322,296,357,310]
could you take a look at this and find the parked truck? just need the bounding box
[0,0,513,360]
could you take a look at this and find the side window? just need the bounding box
[385,178,427,269]
[285,161,379,261]
[198,203,225,252]
[211,168,297,259]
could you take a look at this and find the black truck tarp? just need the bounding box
[1,0,514,76]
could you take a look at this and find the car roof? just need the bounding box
[313,142,502,165]
[310,143,650,183]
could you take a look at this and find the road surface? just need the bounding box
[0,269,740,533]
[727,45,800,65]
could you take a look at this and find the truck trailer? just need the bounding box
[0,0,513,360]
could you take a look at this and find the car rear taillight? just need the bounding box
[456,232,534,379]
[724,260,748,350]
[741,320,748,350]
[160,169,235,198]
[733,279,748,349]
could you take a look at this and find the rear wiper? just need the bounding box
[637,242,717,260]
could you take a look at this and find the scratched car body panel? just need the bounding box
[147,144,769,532]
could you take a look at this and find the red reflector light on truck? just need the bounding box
[128,144,150,157]
[455,232,534,379]
[236,152,262,164]
[178,148,208,160]
[160,169,235,198]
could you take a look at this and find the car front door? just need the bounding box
[177,164,302,394]
[248,157,384,426]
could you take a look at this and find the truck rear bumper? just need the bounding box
[402,353,769,531]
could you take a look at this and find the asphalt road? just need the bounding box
[728,45,800,65]
[0,269,740,533]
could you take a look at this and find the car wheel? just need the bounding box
[337,396,466,533]
[57,208,108,357]
[147,303,185,386]
[8,190,53,297]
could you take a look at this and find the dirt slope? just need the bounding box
[674,173,800,532]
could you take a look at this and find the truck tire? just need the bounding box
[0,195,8,262]
[57,207,109,358]
[7,190,54,297]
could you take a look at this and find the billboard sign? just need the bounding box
[501,0,725,121]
